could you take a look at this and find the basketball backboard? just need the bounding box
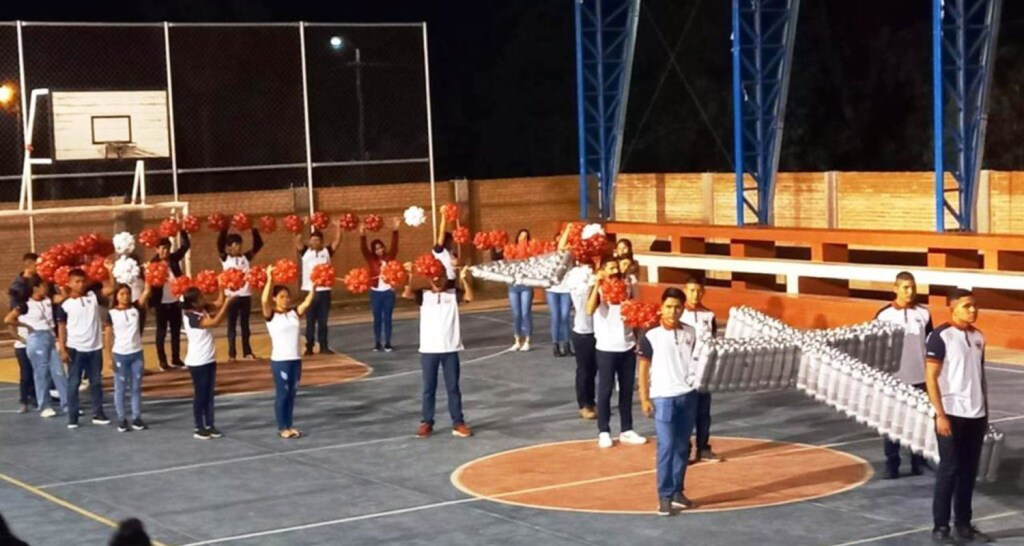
[51,90,170,161]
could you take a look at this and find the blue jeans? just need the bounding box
[14,347,36,405]
[113,351,144,420]
[305,291,332,350]
[271,360,302,430]
[654,391,699,499]
[545,291,571,343]
[67,348,104,423]
[26,332,67,412]
[508,285,534,338]
[188,363,217,429]
[369,289,395,346]
[420,352,464,426]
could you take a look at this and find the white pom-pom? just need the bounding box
[112,256,140,284]
[581,223,605,240]
[112,232,135,256]
[403,206,426,227]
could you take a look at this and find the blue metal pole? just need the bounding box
[595,0,609,218]
[732,0,745,226]
[933,0,946,232]
[574,0,588,220]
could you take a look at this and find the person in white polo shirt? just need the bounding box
[567,260,597,420]
[261,264,316,439]
[58,268,113,429]
[103,281,153,433]
[875,271,933,479]
[681,276,722,464]
[181,287,233,440]
[217,225,263,361]
[638,287,699,516]
[925,289,991,544]
[294,224,341,356]
[403,259,474,439]
[587,255,646,448]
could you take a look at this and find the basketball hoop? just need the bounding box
[105,142,138,159]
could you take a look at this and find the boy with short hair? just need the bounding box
[217,225,263,361]
[58,268,113,428]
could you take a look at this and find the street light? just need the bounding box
[330,36,366,161]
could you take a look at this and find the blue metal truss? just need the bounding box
[731,0,801,226]
[933,0,1003,232]
[575,0,641,220]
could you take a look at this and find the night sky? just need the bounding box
[2,0,1023,182]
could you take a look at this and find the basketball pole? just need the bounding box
[164,22,180,202]
[422,22,437,236]
[299,22,316,218]
[16,21,35,251]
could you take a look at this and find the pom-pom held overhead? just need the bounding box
[311,211,332,231]
[138,229,160,249]
[441,203,459,222]
[343,267,371,294]
[145,261,169,286]
[112,232,135,256]
[207,213,229,232]
[53,266,72,288]
[86,257,110,283]
[231,212,252,231]
[337,213,358,232]
[600,276,629,305]
[363,214,383,232]
[403,206,426,227]
[259,215,277,234]
[452,226,470,245]
[181,215,201,234]
[159,219,180,238]
[473,231,491,250]
[271,259,298,284]
[283,215,304,234]
[112,256,141,285]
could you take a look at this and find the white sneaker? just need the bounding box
[508,341,521,352]
[40,408,57,418]
[49,389,60,398]
[520,340,531,351]
[598,432,614,448]
[79,379,90,392]
[619,430,648,445]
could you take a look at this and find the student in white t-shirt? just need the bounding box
[261,264,316,440]
[681,277,722,464]
[586,256,646,449]
[294,224,341,356]
[217,225,263,361]
[181,287,233,440]
[567,260,597,420]
[402,259,474,440]
[58,268,114,429]
[925,289,991,544]
[4,275,67,418]
[103,281,153,433]
[638,287,699,516]
[874,271,933,479]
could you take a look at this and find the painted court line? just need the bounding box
[990,414,1024,424]
[828,510,1020,546]
[38,435,411,489]
[989,366,1024,375]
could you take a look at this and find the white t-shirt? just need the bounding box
[19,298,55,333]
[681,305,717,355]
[267,310,302,361]
[925,324,986,419]
[60,292,104,352]
[566,266,595,335]
[221,254,252,297]
[301,247,334,292]
[105,305,144,355]
[876,303,933,385]
[639,325,698,399]
[372,260,393,292]
[431,246,456,281]
[593,300,635,353]
[183,309,216,367]
[161,267,178,304]
[417,288,462,354]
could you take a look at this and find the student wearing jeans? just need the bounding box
[217,225,263,361]
[295,224,342,355]
[4,275,67,418]
[587,256,646,449]
[261,264,316,439]
[403,260,474,439]
[638,287,700,516]
[680,277,722,463]
[104,282,152,432]
[58,268,113,428]
[9,252,39,413]
[181,287,233,440]
[360,218,400,352]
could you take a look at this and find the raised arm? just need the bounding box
[557,223,573,251]
[294,232,306,253]
[199,295,234,328]
[359,232,373,261]
[216,229,228,261]
[170,231,191,261]
[328,223,342,253]
[135,281,153,308]
[295,286,317,317]
[459,266,474,303]
[247,228,264,259]
[388,226,400,260]
[435,215,447,248]
[585,272,605,316]
[261,265,275,320]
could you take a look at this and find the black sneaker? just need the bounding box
[373,344,382,352]
[92,413,111,425]
[657,497,674,517]
[564,342,575,356]
[954,525,992,543]
[553,344,564,358]
[932,527,956,544]
[671,492,695,510]
[131,418,148,431]
[172,360,186,369]
[319,347,336,355]
[157,360,171,372]
[206,426,223,439]
[384,344,394,353]
[304,348,314,356]
[193,428,212,440]
[117,419,130,432]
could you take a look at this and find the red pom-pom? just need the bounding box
[621,300,660,329]
[413,253,445,278]
[363,214,383,232]
[380,260,408,287]
[311,263,336,288]
[600,277,629,305]
[145,261,169,286]
[283,215,303,234]
[337,213,358,231]
[171,276,193,298]
[310,211,331,231]
[181,215,201,234]
[37,258,57,282]
[194,270,220,294]
[53,266,72,288]
[342,267,370,294]
[159,219,180,238]
[86,257,109,283]
[502,243,522,261]
[271,259,298,284]
[138,229,161,249]
[95,236,115,257]
[76,233,102,256]
[452,226,470,245]
[207,213,229,232]
[231,212,251,231]
[473,231,491,250]
[441,203,459,222]
[488,230,509,250]
[218,268,246,291]
[259,215,277,234]
[247,265,268,291]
